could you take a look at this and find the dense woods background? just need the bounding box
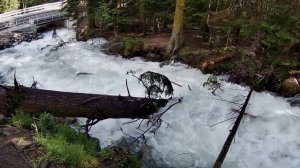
[63,0,300,96]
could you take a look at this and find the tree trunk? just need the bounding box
[167,0,185,55]
[0,86,169,120]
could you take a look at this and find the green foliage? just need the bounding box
[123,38,143,57]
[218,60,235,73]
[0,0,19,13]
[240,23,259,38]
[177,47,190,59]
[184,0,209,29]
[63,0,80,19]
[262,0,300,50]
[38,112,56,135]
[100,148,113,159]
[139,0,174,23]
[35,135,98,168]
[128,156,142,168]
[11,111,33,129]
[34,113,99,168]
[95,2,115,26]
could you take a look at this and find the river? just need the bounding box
[0,29,300,168]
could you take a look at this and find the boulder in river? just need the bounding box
[0,33,13,50]
[0,32,40,50]
[108,42,124,54]
[281,77,300,97]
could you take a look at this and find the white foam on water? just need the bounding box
[0,29,300,168]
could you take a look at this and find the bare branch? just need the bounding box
[130,97,183,145]
[126,79,131,97]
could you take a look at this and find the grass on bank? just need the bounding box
[11,112,142,168]
[12,112,98,167]
[34,113,99,168]
[11,111,33,129]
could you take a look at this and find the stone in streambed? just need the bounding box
[281,77,300,97]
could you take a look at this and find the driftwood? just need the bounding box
[0,86,169,120]
[213,89,253,168]
[200,53,234,72]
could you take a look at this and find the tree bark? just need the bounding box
[167,0,185,55]
[0,86,169,120]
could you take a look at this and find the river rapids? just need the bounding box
[0,29,300,168]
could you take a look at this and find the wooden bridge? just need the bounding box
[0,2,66,34]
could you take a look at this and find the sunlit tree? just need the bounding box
[167,0,185,55]
[0,0,19,13]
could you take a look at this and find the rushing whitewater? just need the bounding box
[0,29,300,168]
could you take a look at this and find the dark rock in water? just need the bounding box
[0,32,40,50]
[76,72,94,77]
[145,52,165,62]
[108,42,124,54]
[0,33,13,50]
[288,94,300,107]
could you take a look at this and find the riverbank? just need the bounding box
[91,29,300,98]
[0,113,141,168]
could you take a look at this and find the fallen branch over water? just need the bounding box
[213,89,253,168]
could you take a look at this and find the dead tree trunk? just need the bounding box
[213,89,253,168]
[0,86,169,120]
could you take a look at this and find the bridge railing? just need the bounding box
[0,2,64,21]
[0,2,66,32]
[0,10,66,30]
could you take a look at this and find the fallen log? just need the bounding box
[0,86,169,120]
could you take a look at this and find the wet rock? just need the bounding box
[16,138,33,149]
[0,32,40,50]
[145,52,164,62]
[108,42,124,54]
[0,33,13,50]
[281,77,300,97]
[288,94,300,107]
